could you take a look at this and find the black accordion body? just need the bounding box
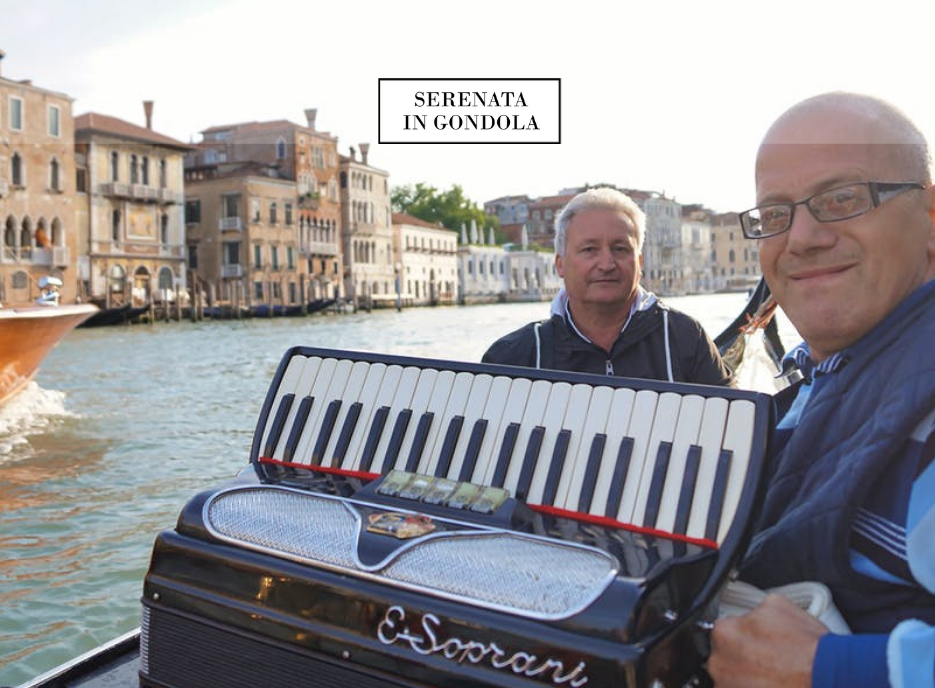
[140,346,773,688]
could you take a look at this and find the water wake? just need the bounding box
[0,382,74,456]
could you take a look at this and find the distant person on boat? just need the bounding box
[482,187,733,385]
[35,276,62,307]
[708,92,935,688]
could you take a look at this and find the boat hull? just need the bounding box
[0,304,98,407]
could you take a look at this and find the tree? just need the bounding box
[392,183,501,242]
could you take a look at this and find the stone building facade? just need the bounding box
[340,145,393,308]
[392,212,458,306]
[74,107,190,307]
[0,53,79,305]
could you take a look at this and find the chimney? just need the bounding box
[143,100,154,130]
[349,146,356,161]
[304,108,317,130]
[0,49,5,78]
[359,143,370,165]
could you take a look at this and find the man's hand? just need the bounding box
[708,593,829,688]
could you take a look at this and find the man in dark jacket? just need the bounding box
[482,187,733,386]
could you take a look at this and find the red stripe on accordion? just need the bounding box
[529,503,719,550]
[258,458,719,550]
[259,457,380,482]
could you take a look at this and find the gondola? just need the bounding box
[13,281,784,688]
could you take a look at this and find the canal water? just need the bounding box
[0,293,797,686]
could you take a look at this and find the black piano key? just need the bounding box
[329,401,362,468]
[541,429,572,505]
[673,445,703,534]
[515,426,546,501]
[310,399,342,466]
[404,411,435,473]
[263,393,295,457]
[378,409,413,474]
[433,415,465,477]
[491,422,521,488]
[705,449,734,542]
[359,406,390,472]
[282,396,314,462]
[577,434,607,513]
[605,436,635,518]
[457,418,489,482]
[642,441,673,529]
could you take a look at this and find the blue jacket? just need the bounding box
[740,279,935,686]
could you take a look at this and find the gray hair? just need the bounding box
[554,187,646,257]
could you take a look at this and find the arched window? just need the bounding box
[109,264,126,293]
[158,266,173,291]
[160,213,169,245]
[11,153,23,186]
[130,155,139,184]
[50,159,60,191]
[112,209,121,241]
[51,218,63,247]
[20,217,32,258]
[159,159,167,188]
[276,137,286,160]
[110,151,120,181]
[141,156,150,185]
[35,218,50,249]
[4,216,16,250]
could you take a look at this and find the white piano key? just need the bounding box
[615,389,662,523]
[654,394,706,533]
[685,397,730,540]
[260,354,316,459]
[390,367,440,471]
[372,366,423,473]
[629,392,684,527]
[343,363,396,472]
[501,379,552,495]
[467,375,514,483]
[292,358,350,464]
[446,373,494,481]
[478,376,534,487]
[716,399,756,544]
[557,384,615,510]
[527,383,593,505]
[588,387,637,516]
[423,371,475,478]
[414,370,456,474]
[321,360,372,467]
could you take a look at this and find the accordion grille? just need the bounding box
[207,487,359,569]
[383,532,615,616]
[205,487,617,618]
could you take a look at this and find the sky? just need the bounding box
[2,0,935,215]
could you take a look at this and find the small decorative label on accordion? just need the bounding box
[367,512,436,539]
[377,605,589,686]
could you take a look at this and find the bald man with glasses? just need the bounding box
[708,93,935,688]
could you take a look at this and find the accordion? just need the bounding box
[140,346,773,688]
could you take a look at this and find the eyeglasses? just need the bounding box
[739,181,926,239]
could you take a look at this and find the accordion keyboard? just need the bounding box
[255,351,760,544]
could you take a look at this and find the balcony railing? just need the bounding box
[221,264,244,279]
[131,184,159,201]
[160,188,184,204]
[305,240,339,256]
[219,216,243,231]
[0,246,69,265]
[99,181,131,198]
